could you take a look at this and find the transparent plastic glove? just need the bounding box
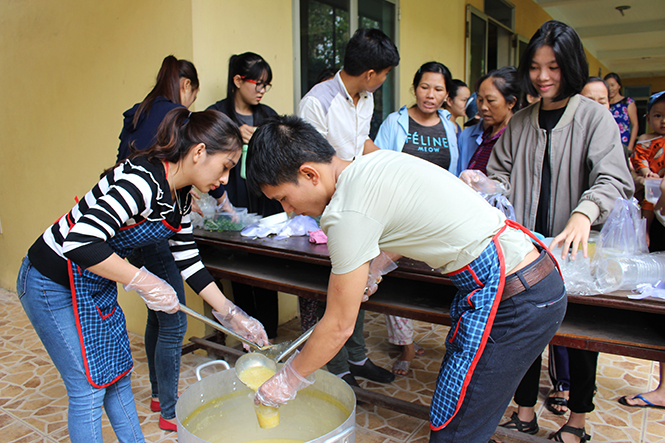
[189,189,203,216]
[123,267,179,314]
[459,169,507,196]
[363,251,398,301]
[212,302,269,349]
[215,192,239,222]
[255,351,314,407]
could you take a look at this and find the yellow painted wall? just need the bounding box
[0,0,298,340]
[0,0,193,289]
[623,76,665,95]
[398,1,467,106]
[512,0,608,76]
[0,0,202,337]
[191,0,294,116]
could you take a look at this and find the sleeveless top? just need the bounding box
[610,97,635,147]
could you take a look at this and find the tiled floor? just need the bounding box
[1,286,663,442]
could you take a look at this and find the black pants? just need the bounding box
[649,216,665,253]
[232,282,279,339]
[514,348,598,413]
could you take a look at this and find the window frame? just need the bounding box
[465,4,524,91]
[292,0,399,113]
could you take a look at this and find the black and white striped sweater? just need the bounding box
[28,157,214,292]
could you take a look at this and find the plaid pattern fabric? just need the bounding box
[430,240,503,429]
[71,220,176,388]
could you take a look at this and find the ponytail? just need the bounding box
[132,108,242,163]
[133,55,199,129]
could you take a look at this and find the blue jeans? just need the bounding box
[17,257,144,443]
[129,240,187,420]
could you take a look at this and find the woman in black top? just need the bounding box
[207,52,282,339]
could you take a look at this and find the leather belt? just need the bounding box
[501,252,555,301]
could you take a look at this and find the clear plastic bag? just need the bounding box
[485,193,516,221]
[241,214,319,239]
[459,169,515,220]
[459,169,507,195]
[275,215,319,239]
[594,197,648,257]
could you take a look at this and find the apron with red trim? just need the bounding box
[67,218,181,388]
[430,220,559,430]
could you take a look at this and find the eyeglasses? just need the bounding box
[241,77,272,93]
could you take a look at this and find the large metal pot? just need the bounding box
[176,360,356,443]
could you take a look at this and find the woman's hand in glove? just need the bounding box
[459,169,506,196]
[123,266,179,314]
[255,351,314,407]
[212,303,269,349]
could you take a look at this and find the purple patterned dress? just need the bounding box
[610,96,635,148]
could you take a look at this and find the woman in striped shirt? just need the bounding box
[17,108,269,443]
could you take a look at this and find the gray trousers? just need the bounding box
[317,305,368,375]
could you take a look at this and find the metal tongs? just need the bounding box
[179,304,315,362]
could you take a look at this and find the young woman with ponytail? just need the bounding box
[115,55,202,431]
[18,108,269,442]
[117,55,199,161]
[207,52,282,340]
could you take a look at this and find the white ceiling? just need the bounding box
[534,0,665,79]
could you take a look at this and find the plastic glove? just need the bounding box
[255,351,314,407]
[215,192,239,222]
[212,302,269,349]
[189,189,203,216]
[124,267,179,314]
[459,169,507,196]
[363,251,398,301]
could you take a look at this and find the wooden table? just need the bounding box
[192,229,665,362]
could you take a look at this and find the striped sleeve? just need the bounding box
[62,165,154,267]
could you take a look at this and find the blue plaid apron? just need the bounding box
[430,220,558,430]
[66,214,181,388]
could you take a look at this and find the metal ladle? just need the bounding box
[179,303,315,361]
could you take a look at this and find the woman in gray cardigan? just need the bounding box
[486,21,633,443]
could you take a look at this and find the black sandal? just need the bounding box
[550,424,590,442]
[545,395,569,415]
[499,411,539,435]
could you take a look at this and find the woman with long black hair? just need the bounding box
[207,52,283,340]
[18,108,268,442]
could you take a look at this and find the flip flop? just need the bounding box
[414,343,425,356]
[392,359,410,376]
[619,394,665,409]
